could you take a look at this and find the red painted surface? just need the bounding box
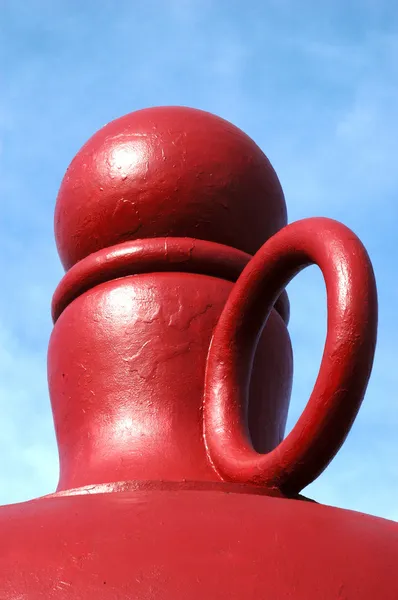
[1,106,397,598]
[54,106,287,270]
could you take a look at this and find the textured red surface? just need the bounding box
[54,106,287,269]
[205,217,378,495]
[50,273,292,491]
[1,488,398,599]
[1,106,397,598]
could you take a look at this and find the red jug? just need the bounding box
[1,106,396,599]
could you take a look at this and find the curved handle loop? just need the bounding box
[203,217,377,496]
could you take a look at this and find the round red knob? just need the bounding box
[55,106,287,270]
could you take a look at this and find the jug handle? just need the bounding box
[203,217,377,496]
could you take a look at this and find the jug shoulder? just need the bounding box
[0,489,397,599]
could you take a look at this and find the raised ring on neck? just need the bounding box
[52,237,290,325]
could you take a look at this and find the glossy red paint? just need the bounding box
[204,217,378,495]
[1,106,397,599]
[55,106,287,270]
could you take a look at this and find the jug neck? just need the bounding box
[48,238,291,492]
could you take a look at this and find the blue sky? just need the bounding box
[1,0,397,519]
